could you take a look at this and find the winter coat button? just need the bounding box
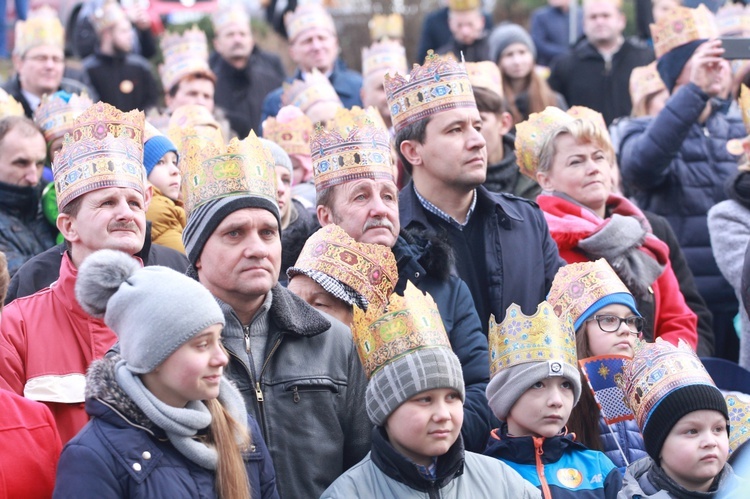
[133,463,142,472]
[142,451,151,460]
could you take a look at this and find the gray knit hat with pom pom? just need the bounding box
[75,249,225,374]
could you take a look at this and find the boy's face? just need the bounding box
[506,376,574,438]
[148,152,181,201]
[385,388,463,466]
[660,409,729,493]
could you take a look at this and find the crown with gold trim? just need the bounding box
[289,224,398,312]
[285,3,336,42]
[211,4,250,33]
[35,91,94,144]
[726,392,750,453]
[180,130,277,215]
[566,105,611,141]
[281,69,342,116]
[629,62,666,108]
[92,0,127,34]
[448,0,481,11]
[488,301,578,379]
[52,102,145,211]
[369,14,404,42]
[466,61,503,99]
[14,6,64,56]
[617,338,718,430]
[159,26,214,93]
[514,106,575,178]
[650,5,718,59]
[385,50,476,133]
[352,281,450,379]
[362,40,408,79]
[0,87,25,118]
[262,106,313,157]
[327,105,388,134]
[739,84,750,134]
[311,107,394,191]
[167,104,224,151]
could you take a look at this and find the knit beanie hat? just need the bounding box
[656,39,703,93]
[143,135,178,177]
[488,23,536,65]
[75,249,225,374]
[259,138,293,176]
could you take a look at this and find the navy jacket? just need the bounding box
[598,418,647,473]
[529,6,583,67]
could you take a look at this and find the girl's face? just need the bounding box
[584,304,640,357]
[506,376,575,438]
[148,152,181,201]
[499,43,534,81]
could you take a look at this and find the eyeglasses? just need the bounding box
[586,315,644,334]
[25,54,64,64]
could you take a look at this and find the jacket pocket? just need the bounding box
[283,377,340,403]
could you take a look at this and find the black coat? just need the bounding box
[82,51,159,112]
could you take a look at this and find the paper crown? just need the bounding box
[385,51,476,132]
[211,4,250,33]
[92,0,127,34]
[180,130,277,215]
[514,106,575,178]
[448,0,481,11]
[369,13,404,41]
[53,102,146,211]
[327,105,388,134]
[167,104,224,150]
[159,26,213,93]
[352,281,451,379]
[285,3,336,41]
[629,62,666,107]
[14,6,64,56]
[617,338,718,430]
[726,392,750,453]
[362,41,408,79]
[262,107,313,157]
[650,5,718,59]
[739,84,750,134]
[547,259,633,329]
[35,91,94,144]
[290,224,398,311]
[465,61,503,99]
[488,301,578,379]
[566,105,611,142]
[311,107,394,191]
[281,69,342,115]
[0,88,25,118]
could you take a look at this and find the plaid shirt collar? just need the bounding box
[414,186,477,231]
[414,458,438,480]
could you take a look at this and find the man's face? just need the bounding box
[112,19,134,54]
[361,71,391,127]
[583,1,625,48]
[289,27,338,74]
[167,77,215,113]
[287,275,353,326]
[214,22,253,68]
[14,44,65,97]
[0,127,46,187]
[448,9,485,46]
[317,178,400,247]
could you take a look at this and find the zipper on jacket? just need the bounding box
[226,347,267,440]
[243,325,251,352]
[534,436,553,499]
[254,337,283,405]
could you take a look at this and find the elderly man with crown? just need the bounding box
[312,105,492,453]
[619,5,746,362]
[179,129,369,499]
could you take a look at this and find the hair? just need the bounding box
[473,87,508,115]
[502,70,560,123]
[565,325,604,451]
[316,185,336,209]
[205,398,252,499]
[0,251,8,311]
[394,116,431,176]
[537,119,615,175]
[168,71,217,98]
[0,116,42,147]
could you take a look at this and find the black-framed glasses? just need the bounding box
[586,314,644,333]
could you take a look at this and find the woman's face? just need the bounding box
[499,43,534,82]
[537,134,613,217]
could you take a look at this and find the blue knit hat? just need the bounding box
[575,293,640,331]
[657,39,704,93]
[143,135,178,177]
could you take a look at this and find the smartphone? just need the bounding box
[720,38,750,60]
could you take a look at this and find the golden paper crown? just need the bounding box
[362,41,408,79]
[211,4,250,33]
[311,107,394,191]
[369,14,404,42]
[617,339,717,430]
[448,0,481,11]
[285,3,336,41]
[290,224,398,311]
[514,106,575,178]
[465,61,503,99]
[650,5,718,59]
[739,84,750,134]
[167,104,224,150]
[180,130,278,215]
[327,105,388,134]
[0,87,25,118]
[34,92,94,143]
[281,69,342,115]
[629,62,666,108]
[488,301,578,379]
[159,26,213,93]
[385,51,476,132]
[92,0,127,34]
[14,6,64,56]
[352,281,451,379]
[566,105,611,141]
[726,392,750,453]
[262,108,313,157]
[53,102,146,211]
[716,3,745,37]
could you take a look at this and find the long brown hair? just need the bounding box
[206,399,252,499]
[503,71,560,123]
[565,326,604,450]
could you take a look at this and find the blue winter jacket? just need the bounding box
[619,82,746,314]
[598,418,647,474]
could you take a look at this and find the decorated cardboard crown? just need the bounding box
[726,392,750,453]
[362,41,408,79]
[53,102,146,211]
[384,50,476,132]
[289,224,399,312]
[327,105,388,134]
[629,62,666,108]
[285,3,336,42]
[281,69,342,115]
[617,338,718,430]
[369,13,404,41]
[448,0,481,11]
[167,104,224,151]
[488,301,578,379]
[262,107,313,157]
[465,61,503,99]
[35,91,94,144]
[739,84,750,134]
[566,105,611,141]
[650,4,718,59]
[92,0,127,34]
[0,88,25,118]
[310,107,394,191]
[514,106,575,178]
[211,4,250,33]
[352,281,451,379]
[159,26,213,93]
[14,6,64,56]
[180,130,277,215]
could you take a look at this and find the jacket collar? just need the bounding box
[485,425,584,465]
[0,181,43,219]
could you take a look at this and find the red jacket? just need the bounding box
[0,253,118,443]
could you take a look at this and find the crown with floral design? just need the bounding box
[384,50,476,132]
[352,281,450,379]
[514,106,575,178]
[211,3,250,33]
[35,91,94,144]
[159,26,214,93]
[14,6,64,56]
[726,392,750,453]
[167,104,224,151]
[180,130,277,215]
[369,14,404,42]
[92,0,127,34]
[650,5,718,59]
[281,69,342,115]
[629,62,666,108]
[362,40,408,79]
[285,3,336,41]
[466,61,503,99]
[0,87,25,118]
[53,102,145,211]
[448,0,480,11]
[327,105,388,134]
[616,338,718,430]
[488,301,578,379]
[262,107,313,157]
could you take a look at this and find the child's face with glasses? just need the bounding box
[584,304,643,357]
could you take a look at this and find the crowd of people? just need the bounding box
[2,0,750,497]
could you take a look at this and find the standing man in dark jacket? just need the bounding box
[436,0,492,63]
